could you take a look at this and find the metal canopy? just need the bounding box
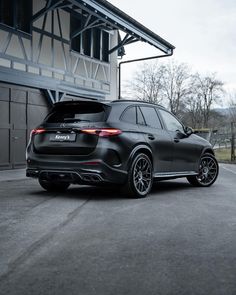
[33,0,175,56]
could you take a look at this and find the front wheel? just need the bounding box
[123,153,153,198]
[39,179,70,192]
[187,153,219,187]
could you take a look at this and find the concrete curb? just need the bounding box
[0,168,27,182]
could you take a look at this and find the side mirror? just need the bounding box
[184,126,193,136]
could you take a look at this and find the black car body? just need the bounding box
[26,99,219,197]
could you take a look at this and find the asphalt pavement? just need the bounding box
[0,164,236,295]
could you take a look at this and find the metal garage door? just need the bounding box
[0,83,50,170]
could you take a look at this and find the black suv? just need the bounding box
[26,99,219,198]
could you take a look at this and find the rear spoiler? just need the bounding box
[53,99,111,107]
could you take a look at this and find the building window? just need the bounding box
[71,16,82,53]
[102,31,109,62]
[93,28,101,59]
[82,29,91,56]
[0,0,32,34]
[70,14,109,62]
[0,0,14,27]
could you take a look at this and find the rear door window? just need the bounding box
[140,107,162,129]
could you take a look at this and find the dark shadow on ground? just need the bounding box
[26,178,194,201]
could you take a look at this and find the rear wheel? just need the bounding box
[187,153,219,187]
[123,153,153,198]
[38,179,70,192]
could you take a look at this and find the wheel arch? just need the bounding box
[127,145,153,170]
[201,147,215,157]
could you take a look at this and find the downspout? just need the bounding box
[118,51,174,99]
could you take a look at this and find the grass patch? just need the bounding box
[214,148,235,162]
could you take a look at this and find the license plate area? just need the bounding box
[50,133,76,142]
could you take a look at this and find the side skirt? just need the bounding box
[154,171,198,180]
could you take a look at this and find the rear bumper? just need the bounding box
[26,159,127,185]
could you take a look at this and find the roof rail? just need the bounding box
[111,99,163,108]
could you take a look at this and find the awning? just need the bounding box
[33,0,175,56]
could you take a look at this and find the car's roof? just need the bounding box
[57,98,166,110]
[110,99,165,108]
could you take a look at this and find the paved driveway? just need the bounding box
[0,164,236,295]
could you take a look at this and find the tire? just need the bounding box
[187,153,219,187]
[123,153,153,198]
[38,179,70,192]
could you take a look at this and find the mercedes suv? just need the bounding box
[26,99,219,198]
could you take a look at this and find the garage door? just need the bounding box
[0,83,50,170]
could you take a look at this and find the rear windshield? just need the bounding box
[45,103,109,123]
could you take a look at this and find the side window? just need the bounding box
[137,107,145,125]
[140,107,162,129]
[121,107,136,124]
[159,109,184,132]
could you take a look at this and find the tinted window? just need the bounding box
[137,107,145,125]
[121,107,136,124]
[140,107,162,129]
[46,104,108,123]
[159,109,184,132]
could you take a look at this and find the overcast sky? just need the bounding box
[109,0,236,95]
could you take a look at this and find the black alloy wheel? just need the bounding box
[38,179,70,192]
[123,153,153,198]
[187,153,219,187]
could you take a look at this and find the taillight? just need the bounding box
[30,128,46,139]
[81,128,122,137]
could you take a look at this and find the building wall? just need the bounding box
[0,82,50,170]
[0,0,118,100]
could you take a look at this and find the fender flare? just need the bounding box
[127,144,153,170]
[200,147,215,157]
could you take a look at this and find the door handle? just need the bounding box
[148,134,155,140]
[174,138,180,143]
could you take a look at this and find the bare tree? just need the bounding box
[127,59,191,113]
[228,91,236,122]
[126,60,225,131]
[161,60,191,116]
[183,93,203,128]
[191,73,224,127]
[127,62,165,104]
